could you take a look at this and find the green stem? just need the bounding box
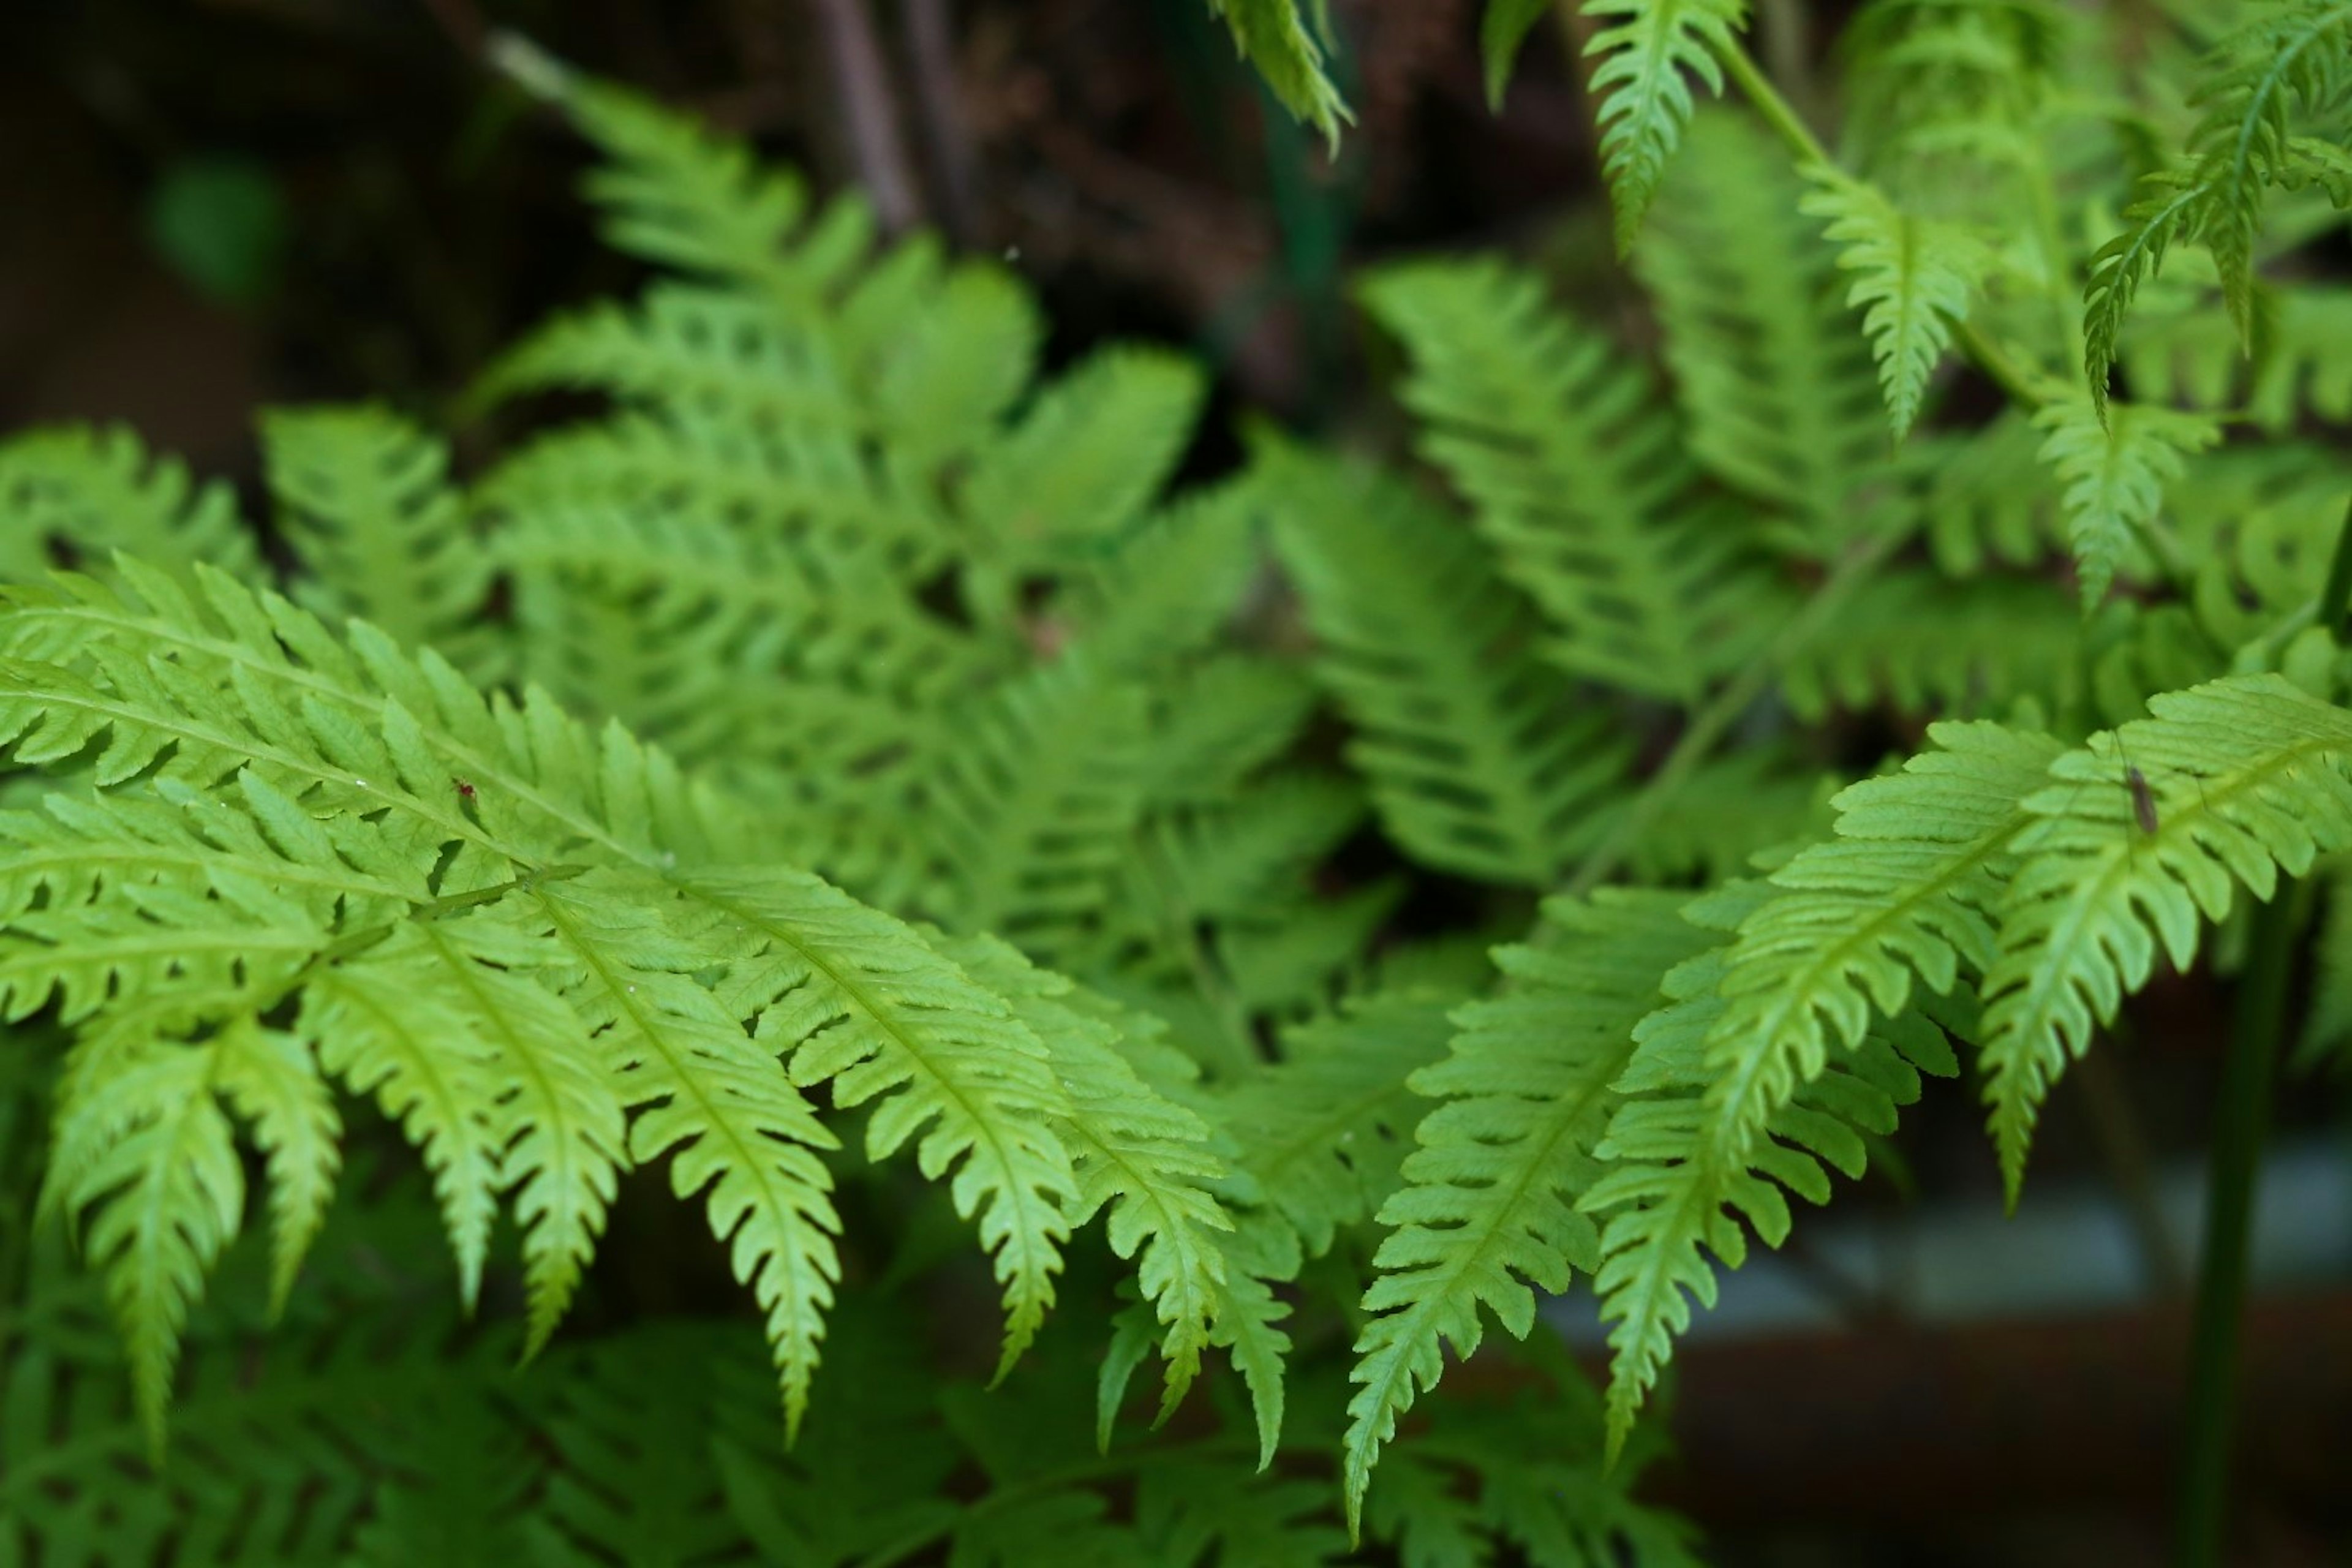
[1716,41,2048,413]
[1565,524,1905,895]
[2316,493,2352,640]
[2174,880,2304,1566]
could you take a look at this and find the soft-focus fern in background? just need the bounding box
[4,2,2351,1563]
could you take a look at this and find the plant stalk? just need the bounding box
[2174,880,2303,1566]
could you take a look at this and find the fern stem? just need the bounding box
[2175,881,2305,1566]
[1715,40,2046,412]
[1565,525,1904,895]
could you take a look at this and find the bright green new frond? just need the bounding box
[492,33,869,311]
[965,348,1205,573]
[2034,393,2220,607]
[1262,445,1629,888]
[1359,256,1765,701]
[1587,916,1952,1458]
[209,1017,341,1317]
[1798,167,1993,439]
[526,869,843,1436]
[695,868,1080,1376]
[1581,0,1750,253]
[1579,725,2049,1453]
[924,656,1152,963]
[477,284,855,435]
[1777,570,2087,721]
[948,932,1241,1425]
[1637,111,1889,540]
[1217,990,1457,1257]
[1981,674,2352,1197]
[45,1036,244,1451]
[2082,1,2352,410]
[260,405,495,670]
[0,424,260,582]
[1341,890,1715,1532]
[1203,0,1352,146]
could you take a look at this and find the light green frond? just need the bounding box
[526,869,843,1437]
[260,405,495,669]
[477,284,855,435]
[45,1036,245,1452]
[1483,0,1555,106]
[1359,256,1770,701]
[491,33,868,310]
[1777,570,2087,721]
[1909,410,2062,576]
[1142,771,1364,931]
[840,242,1041,461]
[924,656,1152,962]
[1341,890,1714,1532]
[2034,393,2220,607]
[1262,443,1630,887]
[1217,990,1457,1257]
[965,349,1205,572]
[1798,167,1994,439]
[1981,674,2352,1198]
[1637,111,1889,540]
[209,1017,341,1317]
[692,868,1080,1376]
[0,424,260,582]
[1203,0,1352,145]
[2083,2,2352,409]
[948,932,1242,1424]
[1057,485,1260,678]
[1581,0,1749,253]
[1139,656,1319,807]
[1136,1457,1349,1566]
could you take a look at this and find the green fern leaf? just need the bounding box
[1202,0,1352,146]
[0,424,260,582]
[694,869,1081,1376]
[43,1036,245,1452]
[1798,167,1992,440]
[1359,256,1770,702]
[1341,891,1715,1533]
[2034,393,2220,608]
[1636,111,1890,540]
[209,1017,341,1317]
[1483,0,1555,107]
[260,406,496,670]
[1215,990,1457,1258]
[1582,0,1749,253]
[1587,720,2052,1451]
[1981,675,2352,1198]
[1262,442,1630,887]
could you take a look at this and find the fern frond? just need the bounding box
[1262,444,1630,887]
[964,349,1205,575]
[694,869,1081,1376]
[477,284,855,435]
[923,655,1152,963]
[260,406,496,671]
[1777,570,2087,721]
[1359,256,1772,702]
[947,932,1242,1425]
[1981,675,2352,1197]
[1483,0,1555,107]
[2034,393,2220,607]
[1203,0,1352,146]
[1341,890,1714,1532]
[1055,486,1261,679]
[1216,990,1457,1257]
[1910,410,2062,576]
[1588,720,2053,1451]
[43,1036,245,1451]
[0,424,260,582]
[1798,167,1993,439]
[491,33,870,310]
[209,1017,341,1317]
[1136,1457,1350,1566]
[2082,1,2352,410]
[1637,111,1890,540]
[1582,0,1750,253]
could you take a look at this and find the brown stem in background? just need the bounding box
[902,0,979,243]
[805,0,923,232]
